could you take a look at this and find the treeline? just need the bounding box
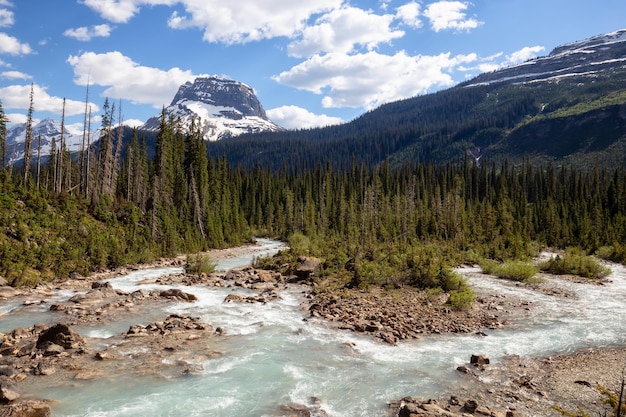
[1,105,626,288]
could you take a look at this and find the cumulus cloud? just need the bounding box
[423,1,482,32]
[1,70,31,79]
[168,0,341,43]
[273,50,477,109]
[83,0,341,43]
[287,6,403,58]
[506,45,545,65]
[0,32,32,55]
[0,84,98,116]
[67,51,196,108]
[123,118,145,128]
[396,2,421,28]
[81,0,144,23]
[267,105,343,129]
[0,8,13,27]
[64,24,113,41]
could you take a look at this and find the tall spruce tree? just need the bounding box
[23,84,34,183]
[0,100,7,170]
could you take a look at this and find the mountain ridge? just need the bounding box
[205,27,626,170]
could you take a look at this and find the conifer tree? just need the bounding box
[23,84,35,183]
[0,100,7,170]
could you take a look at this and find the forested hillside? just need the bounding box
[2,106,626,288]
[205,66,626,171]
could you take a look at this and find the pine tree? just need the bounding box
[23,84,34,183]
[0,100,7,170]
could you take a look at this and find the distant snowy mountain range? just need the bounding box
[5,118,85,164]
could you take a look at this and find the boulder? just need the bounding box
[158,289,198,302]
[0,400,51,417]
[0,379,19,403]
[470,354,490,365]
[91,281,112,290]
[294,257,321,279]
[0,287,16,298]
[463,399,478,413]
[36,324,85,350]
[0,277,7,286]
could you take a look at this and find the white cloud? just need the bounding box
[6,112,25,124]
[64,24,113,41]
[0,8,14,27]
[423,1,482,32]
[1,70,31,79]
[396,2,421,28]
[168,0,341,44]
[123,118,145,128]
[506,45,545,65]
[0,84,98,116]
[81,0,144,23]
[67,51,196,108]
[83,0,341,43]
[267,105,343,129]
[0,1,13,6]
[273,50,477,109]
[0,32,32,55]
[287,6,403,58]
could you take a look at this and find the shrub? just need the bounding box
[185,253,216,275]
[447,287,476,310]
[539,248,611,279]
[480,259,538,282]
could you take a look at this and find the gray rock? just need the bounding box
[36,324,85,350]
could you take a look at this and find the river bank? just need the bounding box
[0,243,624,416]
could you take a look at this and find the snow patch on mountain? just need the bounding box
[141,76,284,141]
[5,118,86,164]
[466,28,626,87]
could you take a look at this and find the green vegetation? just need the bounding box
[185,253,217,275]
[479,259,539,282]
[539,248,611,279]
[206,66,626,171]
[3,92,626,311]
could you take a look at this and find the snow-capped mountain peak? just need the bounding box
[5,118,84,164]
[141,76,284,141]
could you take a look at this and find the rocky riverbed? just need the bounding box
[0,251,624,417]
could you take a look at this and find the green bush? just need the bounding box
[447,287,476,310]
[539,248,611,279]
[185,253,217,275]
[480,259,538,282]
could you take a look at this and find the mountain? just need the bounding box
[5,118,85,165]
[466,29,626,87]
[206,28,626,171]
[141,76,284,141]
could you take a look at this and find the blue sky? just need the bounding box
[1,0,625,132]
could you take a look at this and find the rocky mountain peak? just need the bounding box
[142,76,283,141]
[171,77,268,119]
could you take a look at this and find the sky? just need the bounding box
[0,0,625,133]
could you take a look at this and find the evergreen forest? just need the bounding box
[1,97,626,293]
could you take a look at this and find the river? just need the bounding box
[1,239,625,416]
